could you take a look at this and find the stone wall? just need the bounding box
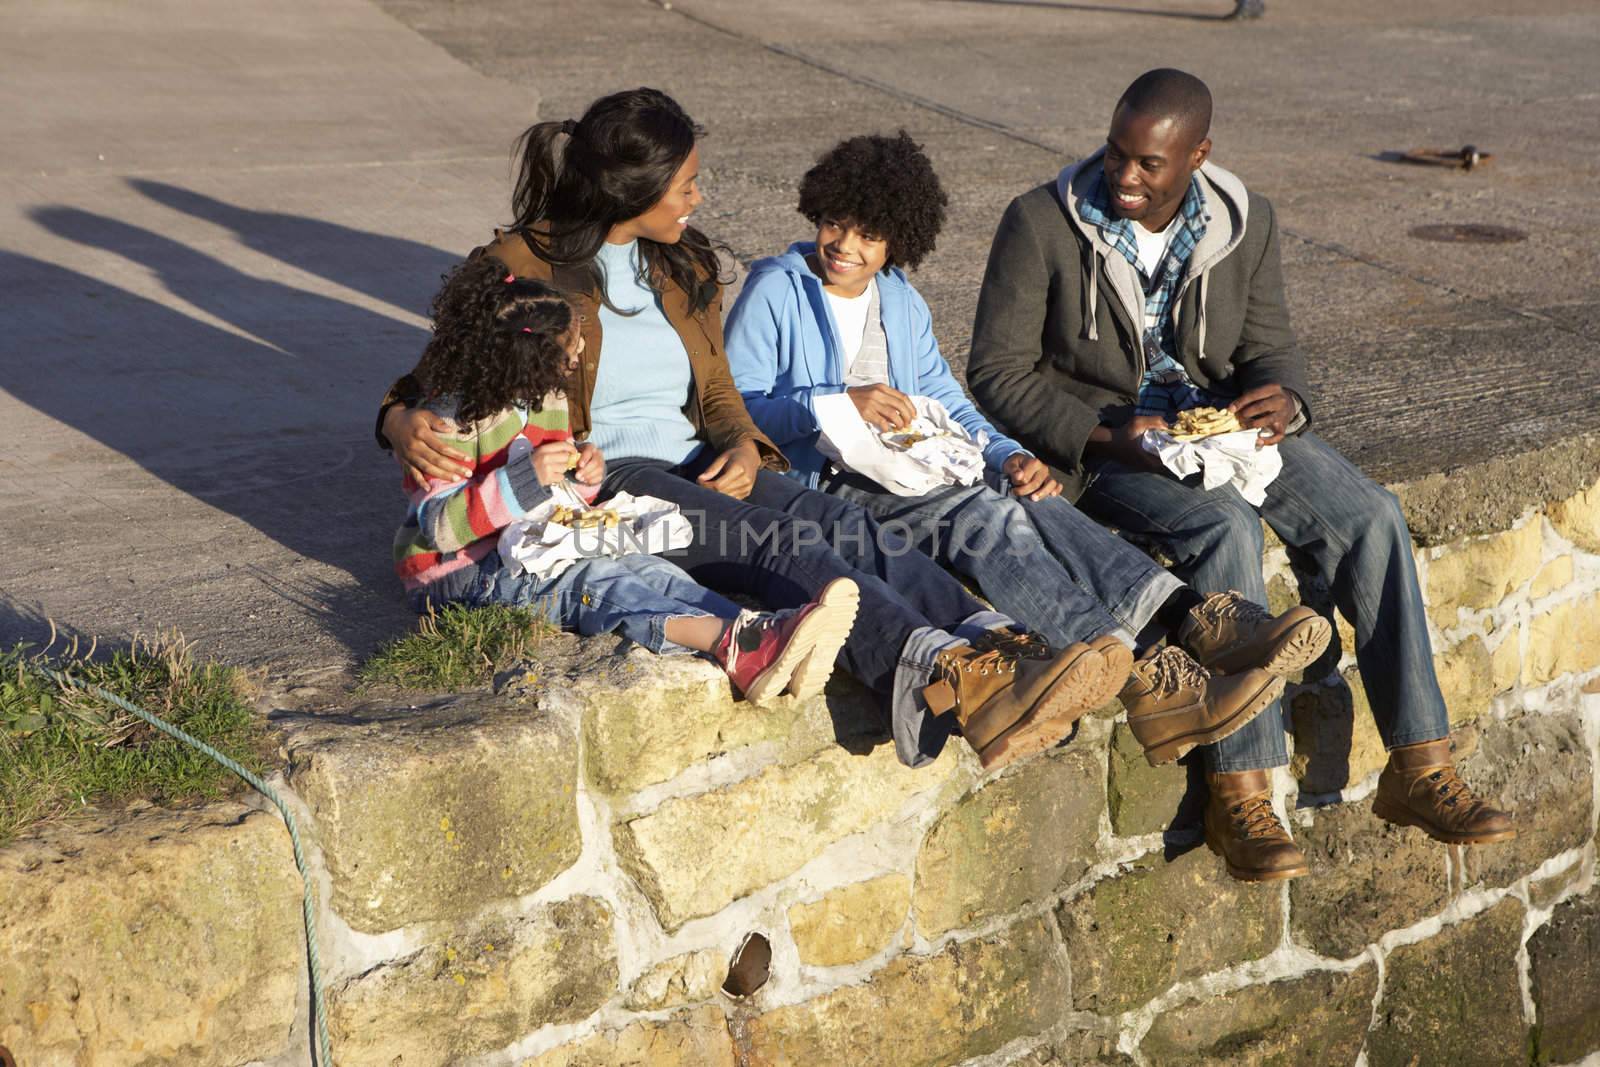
[6,468,1600,1067]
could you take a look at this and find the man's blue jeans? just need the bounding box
[819,468,1182,649]
[1079,431,1450,773]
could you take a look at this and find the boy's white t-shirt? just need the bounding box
[824,276,878,372]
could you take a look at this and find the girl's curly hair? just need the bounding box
[796,131,948,271]
[414,256,575,426]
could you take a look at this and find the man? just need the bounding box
[726,130,1330,772]
[967,69,1514,881]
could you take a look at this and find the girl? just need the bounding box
[392,255,860,705]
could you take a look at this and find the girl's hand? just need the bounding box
[574,442,605,486]
[387,406,471,484]
[532,441,581,486]
[698,440,761,500]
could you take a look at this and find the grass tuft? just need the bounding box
[358,603,555,691]
[0,631,267,847]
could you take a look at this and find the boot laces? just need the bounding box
[1207,592,1271,626]
[969,628,1052,660]
[1148,646,1209,696]
[1424,767,1476,810]
[1230,794,1287,840]
[940,646,1016,680]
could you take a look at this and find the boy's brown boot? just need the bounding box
[924,640,1114,772]
[1372,739,1516,844]
[1204,770,1310,882]
[970,629,1135,708]
[1178,591,1331,678]
[1118,646,1284,766]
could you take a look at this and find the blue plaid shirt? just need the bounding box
[1078,173,1222,417]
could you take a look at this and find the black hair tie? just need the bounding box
[561,119,578,137]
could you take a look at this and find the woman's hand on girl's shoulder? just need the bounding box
[388,406,472,484]
[532,441,581,486]
[574,442,606,487]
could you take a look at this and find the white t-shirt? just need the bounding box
[825,276,878,372]
[1131,219,1179,333]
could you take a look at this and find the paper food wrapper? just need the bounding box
[497,482,693,581]
[1141,428,1283,506]
[813,394,988,496]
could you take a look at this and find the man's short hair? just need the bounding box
[796,131,948,270]
[1115,69,1213,145]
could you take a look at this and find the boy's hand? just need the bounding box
[1002,453,1062,500]
[848,384,917,432]
[698,439,760,500]
[574,442,605,486]
[1229,384,1296,447]
[387,406,471,484]
[532,441,581,486]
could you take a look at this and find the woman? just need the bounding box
[376,89,1276,772]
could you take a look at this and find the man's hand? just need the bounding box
[1086,415,1170,473]
[1229,384,1296,447]
[573,441,605,486]
[847,384,917,432]
[697,439,761,499]
[532,441,581,486]
[1002,452,1062,500]
[386,405,472,484]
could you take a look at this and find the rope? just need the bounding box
[30,663,333,1066]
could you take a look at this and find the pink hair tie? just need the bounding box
[521,326,534,333]
[504,272,516,283]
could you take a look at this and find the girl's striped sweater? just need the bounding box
[392,397,570,591]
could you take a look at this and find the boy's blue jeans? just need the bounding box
[820,467,1182,650]
[410,549,740,655]
[1079,431,1450,774]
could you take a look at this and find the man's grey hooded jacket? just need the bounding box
[967,150,1311,501]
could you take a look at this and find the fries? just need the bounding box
[1169,406,1244,442]
[549,505,621,529]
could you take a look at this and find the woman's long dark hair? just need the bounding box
[510,87,726,313]
[415,256,575,426]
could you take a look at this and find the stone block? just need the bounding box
[789,874,910,967]
[1435,634,1494,724]
[1525,591,1600,685]
[1367,898,1527,1067]
[1456,712,1591,891]
[1140,964,1378,1067]
[616,741,969,931]
[1056,847,1281,1014]
[1529,887,1600,1064]
[741,916,1068,1067]
[1425,521,1543,629]
[1107,720,1189,837]
[328,897,616,1066]
[520,1005,737,1067]
[1548,477,1600,554]
[624,949,725,1011]
[1290,800,1450,958]
[579,653,842,795]
[1490,625,1522,694]
[1529,860,1584,911]
[1530,554,1574,600]
[1004,1031,1133,1065]
[915,744,1102,939]
[287,695,581,933]
[0,807,301,1067]
[1289,675,1387,794]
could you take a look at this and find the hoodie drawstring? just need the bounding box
[1196,271,1208,364]
[1084,251,1100,342]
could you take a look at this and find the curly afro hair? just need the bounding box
[796,131,948,271]
[414,255,575,426]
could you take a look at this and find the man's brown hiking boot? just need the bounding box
[924,640,1118,772]
[1119,646,1284,766]
[1372,739,1516,845]
[1178,591,1331,678]
[1204,770,1310,882]
[970,629,1135,709]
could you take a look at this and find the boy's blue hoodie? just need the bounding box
[725,242,1027,489]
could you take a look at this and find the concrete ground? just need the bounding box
[1,0,1596,676]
